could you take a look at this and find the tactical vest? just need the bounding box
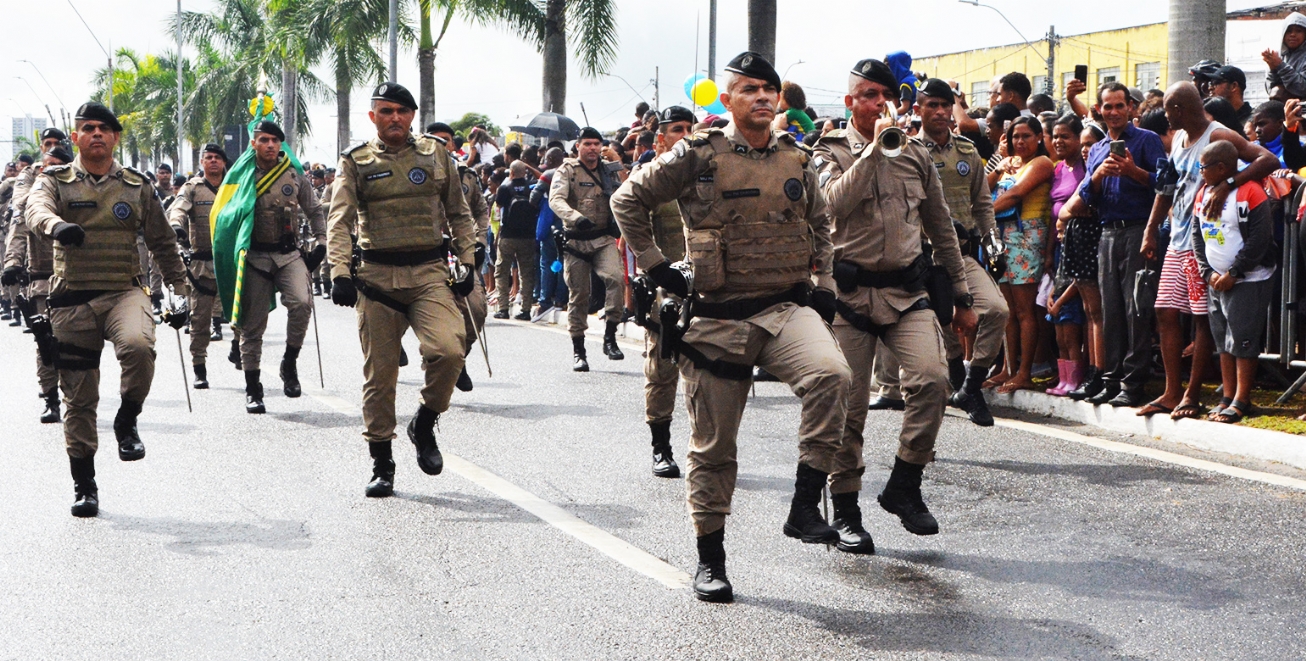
[186,179,217,253]
[47,165,144,289]
[27,223,55,276]
[348,137,446,251]
[252,165,303,245]
[651,201,686,263]
[562,159,614,229]
[933,138,979,230]
[682,131,813,293]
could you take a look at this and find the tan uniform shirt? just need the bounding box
[168,176,221,279]
[251,161,325,247]
[923,133,994,235]
[4,165,41,272]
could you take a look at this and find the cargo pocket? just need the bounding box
[51,303,98,333]
[687,228,725,292]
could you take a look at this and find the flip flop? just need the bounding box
[1213,401,1250,424]
[1171,401,1205,420]
[1136,401,1174,416]
[1207,397,1234,422]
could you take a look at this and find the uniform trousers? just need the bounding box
[679,304,851,536]
[643,300,679,424]
[187,261,217,363]
[563,238,624,338]
[51,288,156,458]
[494,237,539,314]
[239,251,312,372]
[831,307,949,494]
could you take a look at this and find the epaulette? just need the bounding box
[425,133,449,146]
[688,128,724,147]
[908,136,928,148]
[43,164,75,183]
[120,166,146,186]
[344,141,377,165]
[823,128,847,140]
[954,134,978,155]
[415,134,440,156]
[342,141,371,156]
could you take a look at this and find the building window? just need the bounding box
[1062,71,1076,94]
[1097,67,1120,87]
[1033,75,1048,95]
[972,80,990,103]
[1136,62,1162,91]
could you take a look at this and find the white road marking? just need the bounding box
[305,388,691,589]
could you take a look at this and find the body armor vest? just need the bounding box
[348,137,446,251]
[47,165,144,289]
[562,159,615,229]
[186,179,217,253]
[934,139,978,230]
[253,165,302,246]
[652,201,686,264]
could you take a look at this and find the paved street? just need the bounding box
[2,301,1305,660]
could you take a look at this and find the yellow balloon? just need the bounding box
[691,79,719,107]
[248,95,275,117]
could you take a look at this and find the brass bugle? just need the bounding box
[877,126,907,158]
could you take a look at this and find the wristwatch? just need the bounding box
[1225,176,1237,188]
[955,293,974,309]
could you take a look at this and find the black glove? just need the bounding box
[474,242,487,270]
[449,263,476,298]
[162,306,190,330]
[174,226,189,246]
[303,244,327,272]
[52,222,85,247]
[1,265,23,287]
[331,276,357,307]
[575,218,595,232]
[810,288,837,325]
[647,262,689,299]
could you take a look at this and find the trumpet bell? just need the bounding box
[877,127,907,158]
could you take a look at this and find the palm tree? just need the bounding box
[295,0,394,154]
[540,0,618,116]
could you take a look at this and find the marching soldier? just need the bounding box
[0,156,30,322]
[327,82,477,498]
[168,143,229,390]
[813,60,976,553]
[26,102,189,517]
[237,120,327,413]
[549,126,628,371]
[869,79,1008,426]
[613,52,852,603]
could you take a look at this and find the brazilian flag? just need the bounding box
[210,97,305,327]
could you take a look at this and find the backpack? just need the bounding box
[501,182,537,238]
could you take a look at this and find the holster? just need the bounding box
[28,314,58,366]
[632,275,657,329]
[925,265,955,326]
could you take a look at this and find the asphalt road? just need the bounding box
[1,299,1304,660]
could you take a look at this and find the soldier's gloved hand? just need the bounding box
[449,263,476,297]
[331,277,357,307]
[173,226,189,246]
[162,306,189,330]
[51,222,85,247]
[575,218,596,232]
[647,262,689,299]
[303,244,327,272]
[474,242,487,270]
[810,288,838,325]
[1,265,23,286]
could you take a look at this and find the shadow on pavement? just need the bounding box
[450,402,605,420]
[268,411,360,428]
[99,513,312,555]
[941,457,1214,488]
[398,492,535,524]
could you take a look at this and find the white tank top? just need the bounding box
[1169,122,1220,252]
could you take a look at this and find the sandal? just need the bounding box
[1136,401,1174,417]
[1212,400,1251,424]
[983,372,1010,389]
[997,377,1035,394]
[1207,397,1233,422]
[1171,400,1205,420]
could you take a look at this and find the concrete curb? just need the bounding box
[986,387,1306,470]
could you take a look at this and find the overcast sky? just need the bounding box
[0,0,1280,166]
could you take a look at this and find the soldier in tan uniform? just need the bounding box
[238,121,327,413]
[26,102,189,518]
[549,126,628,371]
[613,52,852,603]
[3,144,72,423]
[327,83,477,498]
[168,143,229,390]
[814,60,977,552]
[0,156,27,322]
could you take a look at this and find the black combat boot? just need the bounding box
[407,404,443,475]
[113,399,146,461]
[399,347,409,367]
[783,463,840,544]
[313,280,322,296]
[193,363,209,390]
[228,339,242,370]
[867,395,906,411]
[0,299,10,320]
[947,357,967,392]
[69,455,99,518]
[280,345,302,398]
[948,364,994,427]
[321,278,332,299]
[210,317,223,342]
[39,389,61,424]
[572,336,589,372]
[245,370,265,414]
[649,420,680,478]
[830,491,876,554]
[8,306,21,327]
[693,528,733,603]
[1066,366,1102,401]
[1086,379,1121,405]
[455,366,473,392]
[365,441,395,498]
[878,457,939,536]
[603,321,624,360]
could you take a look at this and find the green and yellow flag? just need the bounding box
[210,95,304,327]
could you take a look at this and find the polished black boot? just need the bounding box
[830,491,876,554]
[8,305,21,326]
[69,455,98,518]
[245,370,265,414]
[948,364,994,427]
[39,389,61,424]
[1086,379,1121,405]
[455,366,473,392]
[192,363,209,390]
[210,317,223,342]
[407,404,443,475]
[1067,366,1102,401]
[878,457,939,536]
[280,346,302,398]
[321,278,332,299]
[399,347,409,367]
[572,336,589,372]
[867,395,906,411]
[0,299,10,320]
[649,420,680,478]
[783,463,840,544]
[693,528,733,603]
[228,339,242,370]
[947,357,966,392]
[365,441,395,497]
[113,399,146,461]
[603,321,624,360]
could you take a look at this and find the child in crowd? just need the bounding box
[1192,141,1278,423]
[1043,269,1085,396]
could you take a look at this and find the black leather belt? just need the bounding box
[565,226,611,241]
[29,272,51,282]
[693,284,810,321]
[1100,219,1147,230]
[833,254,929,292]
[191,250,213,260]
[360,247,448,266]
[48,290,109,309]
[249,241,299,254]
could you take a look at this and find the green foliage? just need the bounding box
[448,112,500,136]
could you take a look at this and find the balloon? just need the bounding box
[551,260,563,273]
[691,79,720,107]
[683,73,706,99]
[704,99,726,115]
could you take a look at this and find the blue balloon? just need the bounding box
[704,99,726,115]
[551,260,563,273]
[683,73,706,101]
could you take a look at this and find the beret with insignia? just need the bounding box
[371,81,418,110]
[850,58,899,101]
[918,78,955,103]
[202,142,230,165]
[47,146,74,164]
[254,121,285,142]
[725,51,781,90]
[578,126,604,142]
[658,105,696,126]
[40,127,67,142]
[74,102,123,132]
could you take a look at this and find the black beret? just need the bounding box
[156,162,173,172]
[425,122,454,136]
[918,78,955,103]
[40,127,67,142]
[46,146,73,164]
[202,142,229,164]
[724,51,781,90]
[658,105,696,125]
[253,121,285,142]
[174,174,187,187]
[310,168,325,177]
[326,168,336,174]
[17,154,34,165]
[74,102,123,132]
[371,81,418,110]
[851,59,899,100]
[578,126,603,142]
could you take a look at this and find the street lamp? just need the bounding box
[958,0,1058,96]
[65,0,114,112]
[14,77,57,127]
[19,60,67,132]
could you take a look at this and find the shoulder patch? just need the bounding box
[689,128,723,147]
[346,142,378,166]
[120,166,145,186]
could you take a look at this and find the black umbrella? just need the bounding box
[508,112,581,141]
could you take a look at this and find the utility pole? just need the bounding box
[708,0,717,80]
[1046,25,1057,96]
[653,67,659,111]
[177,0,185,172]
[388,0,399,81]
[1168,0,1224,90]
[746,0,776,64]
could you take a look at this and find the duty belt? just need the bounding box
[354,278,410,315]
[692,284,810,321]
[832,254,929,293]
[250,236,300,254]
[360,246,448,266]
[185,270,218,297]
[835,297,931,338]
[564,225,615,241]
[190,250,213,261]
[29,271,51,282]
[48,289,111,309]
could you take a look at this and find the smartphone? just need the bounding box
[1074,65,1088,84]
[1109,140,1127,157]
[1297,105,1306,118]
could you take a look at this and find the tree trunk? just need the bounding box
[542,0,567,115]
[336,79,351,155]
[747,0,776,64]
[419,46,436,129]
[1167,0,1223,90]
[281,62,299,148]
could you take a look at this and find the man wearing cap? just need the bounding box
[328,82,478,498]
[3,145,72,422]
[1211,66,1253,127]
[169,143,230,390]
[613,52,852,603]
[814,60,976,554]
[1189,59,1221,98]
[549,125,629,371]
[869,79,1006,427]
[308,168,332,297]
[25,102,189,517]
[236,120,326,413]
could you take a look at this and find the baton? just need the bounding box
[168,290,193,413]
[458,292,492,377]
[308,278,325,388]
